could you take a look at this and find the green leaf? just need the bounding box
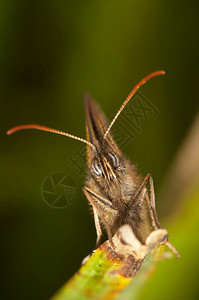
[51,225,174,300]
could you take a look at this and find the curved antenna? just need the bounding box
[7,124,96,150]
[103,70,165,139]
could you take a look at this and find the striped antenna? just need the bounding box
[7,124,96,150]
[103,70,165,139]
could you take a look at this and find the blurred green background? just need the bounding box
[1,1,199,299]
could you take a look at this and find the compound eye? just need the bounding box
[92,160,103,176]
[109,153,119,168]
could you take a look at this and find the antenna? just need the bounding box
[7,124,96,150]
[103,70,165,139]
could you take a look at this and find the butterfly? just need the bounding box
[7,70,179,257]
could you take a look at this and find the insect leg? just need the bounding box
[93,207,103,248]
[83,187,116,249]
[128,174,180,257]
[81,206,103,265]
[147,176,180,257]
[128,173,152,209]
[128,173,161,229]
[146,175,161,229]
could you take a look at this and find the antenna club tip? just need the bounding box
[7,126,23,135]
[7,129,13,135]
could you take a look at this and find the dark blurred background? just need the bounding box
[1,1,199,299]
